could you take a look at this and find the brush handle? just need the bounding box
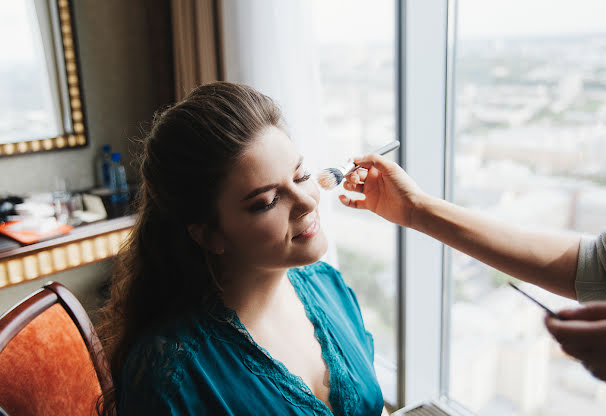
[374,140,400,156]
[344,140,400,175]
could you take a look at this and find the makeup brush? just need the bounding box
[316,140,400,190]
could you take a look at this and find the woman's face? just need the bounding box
[214,126,328,272]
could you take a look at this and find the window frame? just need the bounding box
[396,0,451,409]
[412,0,606,413]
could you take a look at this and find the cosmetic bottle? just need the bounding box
[109,152,129,203]
[96,144,112,188]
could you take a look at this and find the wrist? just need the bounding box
[407,192,439,232]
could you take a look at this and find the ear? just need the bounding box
[187,224,225,255]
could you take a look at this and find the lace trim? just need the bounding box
[207,264,360,416]
[216,304,331,414]
[126,263,361,415]
[122,335,193,403]
[288,266,361,416]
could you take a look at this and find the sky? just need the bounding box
[458,0,606,39]
[310,0,606,44]
[0,0,38,62]
[311,0,394,45]
[4,0,606,60]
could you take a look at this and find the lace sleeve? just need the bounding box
[118,336,193,415]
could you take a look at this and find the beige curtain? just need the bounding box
[171,0,223,100]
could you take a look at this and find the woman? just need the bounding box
[97,82,386,415]
[340,153,606,382]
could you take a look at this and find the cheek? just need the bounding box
[308,180,321,204]
[251,213,289,242]
[226,207,290,248]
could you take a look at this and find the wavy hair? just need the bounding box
[95,82,284,415]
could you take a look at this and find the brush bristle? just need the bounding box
[316,168,344,190]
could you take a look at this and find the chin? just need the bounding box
[292,230,328,267]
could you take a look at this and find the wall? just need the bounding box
[0,0,171,194]
[0,261,112,319]
[0,0,173,314]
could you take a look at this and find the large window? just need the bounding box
[310,0,398,402]
[448,0,606,414]
[223,1,606,411]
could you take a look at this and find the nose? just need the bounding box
[289,185,317,220]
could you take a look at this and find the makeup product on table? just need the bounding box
[316,140,400,190]
[508,282,562,319]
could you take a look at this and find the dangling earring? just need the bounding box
[215,248,224,255]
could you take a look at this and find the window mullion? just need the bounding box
[397,0,449,408]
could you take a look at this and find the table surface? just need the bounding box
[0,215,136,261]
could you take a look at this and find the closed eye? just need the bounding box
[248,158,308,213]
[250,195,280,213]
[294,171,311,183]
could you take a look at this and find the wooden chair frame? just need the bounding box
[0,281,113,396]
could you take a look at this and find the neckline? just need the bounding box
[215,267,336,414]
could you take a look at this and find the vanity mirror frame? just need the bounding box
[0,0,87,157]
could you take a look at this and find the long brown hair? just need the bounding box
[96,82,284,415]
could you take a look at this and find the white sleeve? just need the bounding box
[575,232,606,303]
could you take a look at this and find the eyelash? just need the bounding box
[294,172,311,183]
[252,171,311,213]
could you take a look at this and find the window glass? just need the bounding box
[310,0,398,400]
[449,1,606,414]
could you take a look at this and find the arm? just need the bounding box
[339,153,580,299]
[412,195,580,299]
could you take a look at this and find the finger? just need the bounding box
[353,153,396,173]
[339,194,367,210]
[345,171,362,185]
[558,302,606,321]
[559,339,602,357]
[545,317,606,344]
[581,359,606,381]
[350,168,368,183]
[345,168,368,185]
[547,324,606,359]
[346,172,359,184]
[343,181,364,194]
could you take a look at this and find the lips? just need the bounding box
[293,216,320,240]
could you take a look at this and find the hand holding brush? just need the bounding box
[337,151,425,228]
[316,140,400,190]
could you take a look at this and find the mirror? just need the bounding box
[0,0,87,157]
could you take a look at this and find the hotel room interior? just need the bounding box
[1,0,606,415]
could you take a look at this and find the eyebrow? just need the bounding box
[241,156,304,201]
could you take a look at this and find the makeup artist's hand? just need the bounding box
[545,302,606,381]
[339,153,425,228]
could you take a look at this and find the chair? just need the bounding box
[0,281,112,415]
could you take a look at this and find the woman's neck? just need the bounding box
[219,264,290,325]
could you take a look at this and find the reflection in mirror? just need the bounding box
[0,0,86,156]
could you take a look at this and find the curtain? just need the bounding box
[171,0,223,100]
[219,0,338,265]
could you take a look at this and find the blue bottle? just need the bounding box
[109,152,129,203]
[97,144,112,188]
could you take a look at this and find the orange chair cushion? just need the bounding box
[0,304,102,415]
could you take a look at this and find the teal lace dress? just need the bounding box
[118,261,384,415]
